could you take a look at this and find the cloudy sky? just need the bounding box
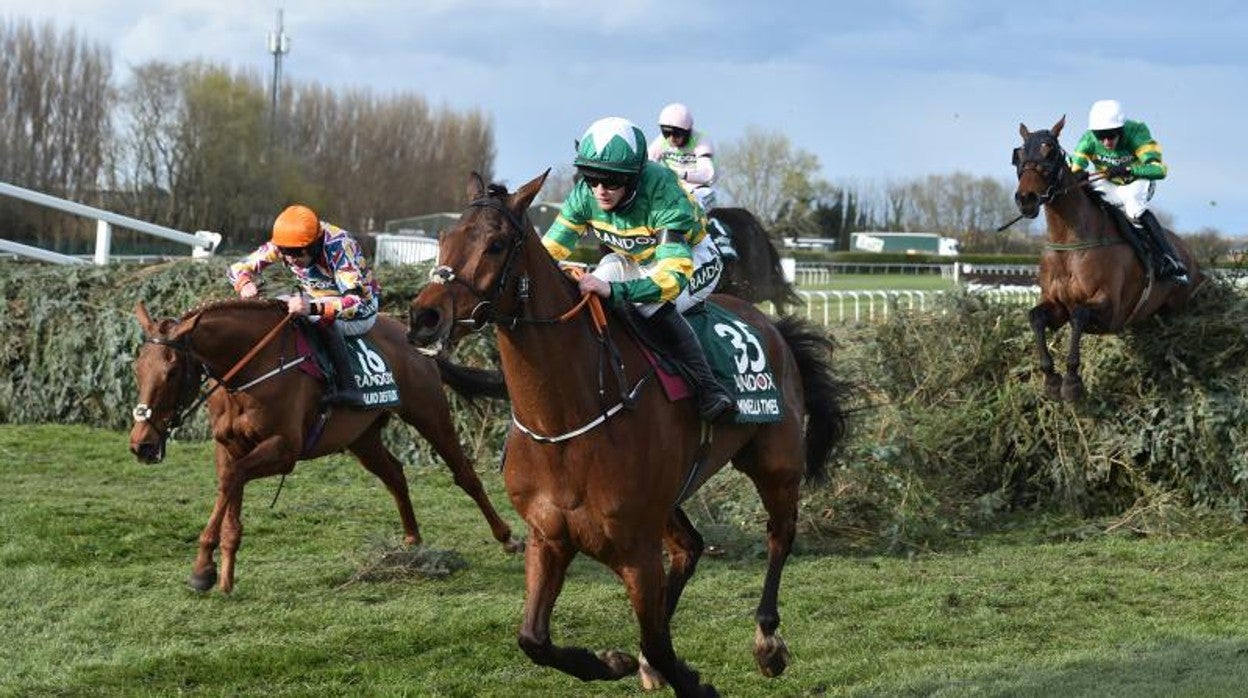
[4,0,1246,235]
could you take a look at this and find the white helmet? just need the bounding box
[1088,99,1125,131]
[658,103,694,131]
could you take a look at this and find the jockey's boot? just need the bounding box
[1138,210,1190,285]
[709,218,738,262]
[320,323,366,407]
[650,304,736,423]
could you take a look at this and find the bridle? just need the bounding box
[1013,131,1071,206]
[132,335,213,442]
[427,195,533,330]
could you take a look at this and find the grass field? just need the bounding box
[796,273,957,293]
[4,424,1248,696]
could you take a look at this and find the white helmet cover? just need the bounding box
[1088,99,1126,131]
[658,103,694,131]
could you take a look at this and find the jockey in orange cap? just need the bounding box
[227,204,381,406]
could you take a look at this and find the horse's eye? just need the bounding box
[486,239,506,254]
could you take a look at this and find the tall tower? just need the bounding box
[267,9,290,139]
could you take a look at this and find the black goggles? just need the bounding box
[582,173,630,191]
[660,126,690,139]
[1093,128,1124,141]
[277,244,314,257]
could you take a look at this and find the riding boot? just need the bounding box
[319,323,366,406]
[1137,210,1190,285]
[709,218,738,261]
[649,304,736,423]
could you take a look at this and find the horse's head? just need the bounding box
[1012,116,1069,218]
[408,170,549,353]
[130,301,203,464]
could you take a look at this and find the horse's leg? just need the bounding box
[638,508,706,691]
[346,421,421,546]
[737,448,799,678]
[1061,306,1095,401]
[189,443,231,592]
[516,535,639,681]
[621,548,718,697]
[395,395,519,551]
[1028,303,1064,399]
[214,435,298,593]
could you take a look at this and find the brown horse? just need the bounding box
[1012,116,1201,400]
[130,299,521,593]
[408,172,849,696]
[709,207,800,312]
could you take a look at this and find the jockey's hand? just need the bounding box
[578,274,611,299]
[1106,164,1132,180]
[286,295,312,316]
[239,281,259,299]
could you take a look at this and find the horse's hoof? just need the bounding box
[595,649,638,680]
[503,537,525,554]
[1043,374,1063,400]
[638,654,666,691]
[187,570,217,593]
[1061,378,1084,402]
[754,628,790,677]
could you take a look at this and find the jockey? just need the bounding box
[544,116,735,423]
[647,102,737,261]
[1069,99,1189,285]
[227,204,381,406]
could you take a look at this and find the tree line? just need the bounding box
[0,18,495,254]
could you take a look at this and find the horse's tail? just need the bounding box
[775,316,850,484]
[434,356,509,401]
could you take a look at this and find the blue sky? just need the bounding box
[4,1,1246,235]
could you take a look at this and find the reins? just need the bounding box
[135,310,301,438]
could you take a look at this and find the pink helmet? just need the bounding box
[658,103,694,131]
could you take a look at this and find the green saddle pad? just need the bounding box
[346,335,401,408]
[686,303,783,424]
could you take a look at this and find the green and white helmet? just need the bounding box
[574,116,647,177]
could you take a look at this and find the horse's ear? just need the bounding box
[1051,115,1066,137]
[466,172,486,202]
[510,169,550,213]
[134,301,157,336]
[1019,123,1031,140]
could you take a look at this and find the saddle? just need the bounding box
[610,299,783,424]
[1088,193,1153,274]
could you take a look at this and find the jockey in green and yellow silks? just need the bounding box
[543,116,734,423]
[1068,99,1188,284]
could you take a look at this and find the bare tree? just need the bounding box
[0,18,112,249]
[717,126,820,226]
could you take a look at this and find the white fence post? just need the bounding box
[93,220,112,266]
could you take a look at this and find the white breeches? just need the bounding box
[592,235,723,317]
[1091,178,1156,221]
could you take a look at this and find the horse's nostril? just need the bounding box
[416,310,440,330]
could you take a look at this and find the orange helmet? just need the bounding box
[271,205,321,247]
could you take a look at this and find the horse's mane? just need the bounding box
[486,183,511,198]
[178,297,287,323]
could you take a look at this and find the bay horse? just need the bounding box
[709,207,801,312]
[1013,116,1201,400]
[130,299,521,593]
[408,172,849,696]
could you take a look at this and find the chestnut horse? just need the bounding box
[709,207,800,312]
[408,172,849,696]
[130,299,520,593]
[1013,116,1201,400]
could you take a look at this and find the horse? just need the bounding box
[1012,116,1201,401]
[708,207,801,312]
[407,172,850,696]
[130,298,521,594]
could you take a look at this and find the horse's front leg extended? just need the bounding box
[205,435,297,594]
[516,534,638,682]
[1062,306,1095,401]
[623,547,718,697]
[1028,303,1064,399]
